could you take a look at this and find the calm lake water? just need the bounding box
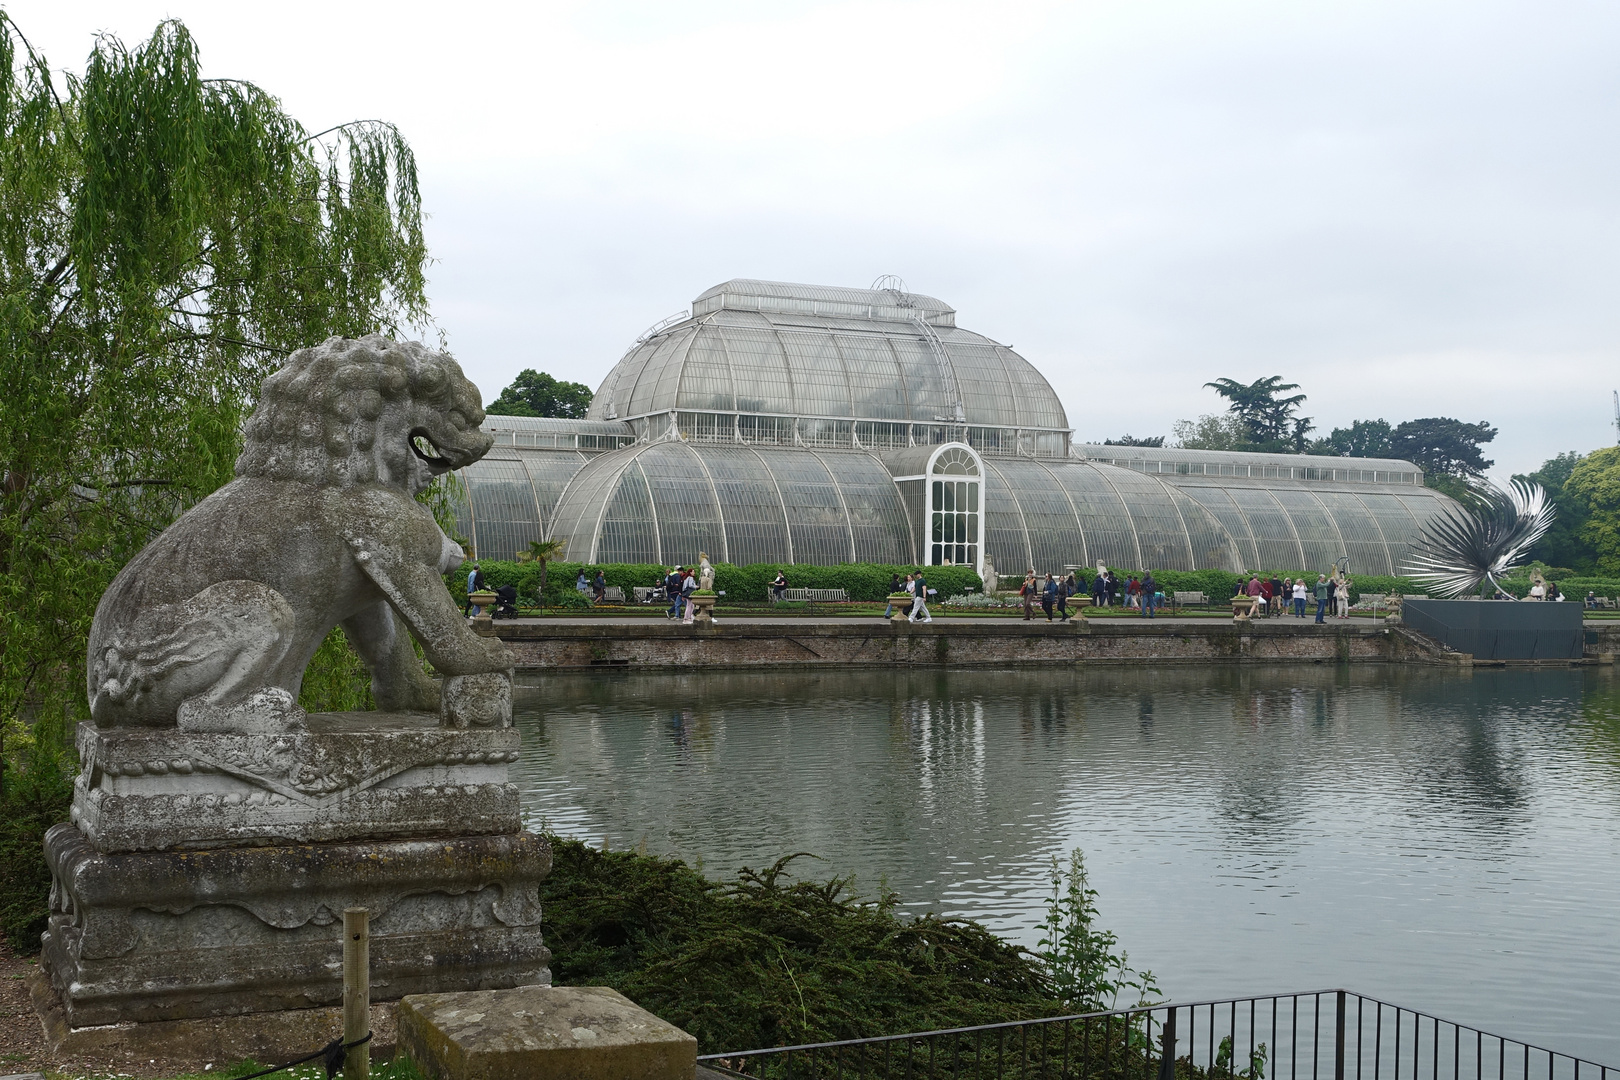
[512,665,1620,1065]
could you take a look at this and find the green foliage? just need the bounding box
[1076,568,1428,605]
[1423,472,1473,501]
[1309,419,1394,459]
[485,369,593,418]
[1389,418,1497,478]
[1514,451,1595,573]
[539,837,1060,1052]
[0,14,429,785]
[1563,448,1620,576]
[516,537,569,604]
[0,738,71,950]
[1215,1035,1269,1080]
[1036,849,1158,1012]
[1104,434,1165,447]
[1172,413,1248,451]
[456,561,984,606]
[1203,376,1311,447]
[296,628,376,713]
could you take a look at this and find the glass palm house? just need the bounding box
[451,279,1455,576]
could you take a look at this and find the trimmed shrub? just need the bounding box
[450,561,983,606]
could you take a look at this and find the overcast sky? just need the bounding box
[19,0,1620,478]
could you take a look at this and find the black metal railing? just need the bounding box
[697,991,1613,1080]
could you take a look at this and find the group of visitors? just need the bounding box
[884,572,934,622]
[1081,569,1162,614]
[1020,570,1165,621]
[1234,573,1353,622]
[661,565,702,622]
[574,567,608,604]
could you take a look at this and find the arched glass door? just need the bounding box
[930,446,981,569]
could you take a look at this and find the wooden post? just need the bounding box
[343,907,370,1080]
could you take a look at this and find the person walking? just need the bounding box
[910,570,933,623]
[1140,570,1159,618]
[772,569,788,603]
[1020,572,1037,620]
[1337,577,1352,618]
[680,567,698,622]
[576,568,589,594]
[1292,577,1307,617]
[592,569,607,605]
[1041,573,1057,621]
[1270,574,1284,617]
[1058,572,1075,622]
[1091,571,1105,609]
[664,566,683,618]
[884,572,903,618]
[1313,574,1331,623]
[1104,571,1118,608]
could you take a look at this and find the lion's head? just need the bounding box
[236,336,493,493]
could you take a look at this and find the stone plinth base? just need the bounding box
[30,968,398,1063]
[41,825,551,1029]
[399,985,697,1080]
[72,711,520,853]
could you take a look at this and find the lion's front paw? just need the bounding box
[440,671,512,728]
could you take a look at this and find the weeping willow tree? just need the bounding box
[0,15,431,791]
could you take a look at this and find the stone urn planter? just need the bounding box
[887,593,914,624]
[469,589,498,635]
[687,591,717,622]
[1231,595,1256,621]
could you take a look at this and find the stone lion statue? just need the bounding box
[87,336,513,732]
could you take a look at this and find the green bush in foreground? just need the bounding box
[539,837,1062,1052]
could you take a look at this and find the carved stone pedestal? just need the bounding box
[41,826,551,1029]
[40,699,550,1041]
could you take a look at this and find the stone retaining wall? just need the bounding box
[498,620,1419,669]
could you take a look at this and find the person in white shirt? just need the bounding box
[1292,578,1308,617]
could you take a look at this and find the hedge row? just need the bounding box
[449,561,984,605]
[448,560,1620,606]
[1054,570,1435,605]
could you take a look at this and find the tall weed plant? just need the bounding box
[1036,849,1160,1012]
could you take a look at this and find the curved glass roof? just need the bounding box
[451,436,1454,575]
[586,280,1068,434]
[451,450,593,562]
[546,442,914,567]
[979,459,1244,575]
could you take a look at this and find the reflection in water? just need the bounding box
[514,666,1620,1065]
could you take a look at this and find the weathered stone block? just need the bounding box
[399,985,697,1080]
[70,712,521,853]
[41,826,551,1028]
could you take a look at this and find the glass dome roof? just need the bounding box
[585,280,1068,434]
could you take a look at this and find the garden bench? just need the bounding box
[632,586,666,604]
[597,586,626,605]
[774,587,850,603]
[1172,591,1209,610]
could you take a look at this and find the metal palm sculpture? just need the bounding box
[1402,478,1555,597]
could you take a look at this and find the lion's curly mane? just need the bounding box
[236,335,486,488]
